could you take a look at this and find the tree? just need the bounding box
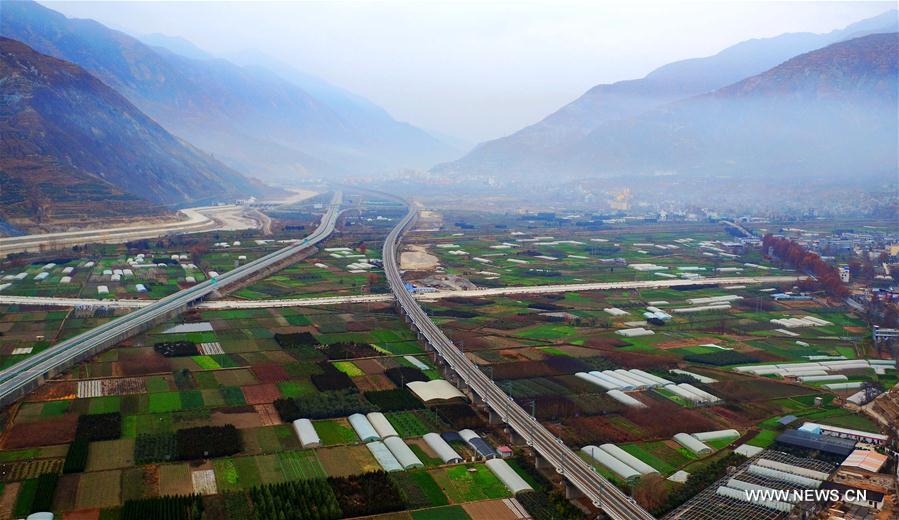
[634,474,669,511]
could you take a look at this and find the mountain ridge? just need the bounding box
[435,10,898,178]
[1,0,458,181]
[0,36,268,226]
[557,33,898,180]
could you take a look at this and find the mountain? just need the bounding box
[436,10,898,177]
[140,33,214,61]
[0,36,266,227]
[0,0,458,181]
[226,50,462,172]
[540,33,898,181]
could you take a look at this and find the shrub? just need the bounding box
[311,362,356,392]
[527,302,565,311]
[429,308,478,318]
[432,404,484,430]
[134,433,177,464]
[364,388,424,412]
[176,425,242,460]
[275,390,376,421]
[12,478,37,518]
[683,351,760,366]
[328,471,404,517]
[153,341,199,357]
[655,452,747,516]
[517,490,583,520]
[120,495,204,520]
[319,342,380,359]
[63,437,89,473]
[274,332,318,348]
[76,412,121,441]
[384,366,428,387]
[274,398,303,422]
[31,472,59,513]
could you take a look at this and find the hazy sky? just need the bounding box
[43,1,893,143]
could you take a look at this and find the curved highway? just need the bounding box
[0,192,343,408]
[383,203,656,520]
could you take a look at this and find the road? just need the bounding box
[0,275,799,310]
[383,204,656,520]
[0,192,343,408]
[0,205,262,257]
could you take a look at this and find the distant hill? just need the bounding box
[140,33,215,61]
[532,33,898,182]
[435,10,898,178]
[0,37,267,227]
[1,0,458,181]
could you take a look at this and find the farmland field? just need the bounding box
[316,418,359,445]
[430,464,511,503]
[0,208,890,518]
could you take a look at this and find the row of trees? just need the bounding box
[327,471,405,518]
[119,494,204,520]
[762,234,849,297]
[248,479,341,520]
[175,425,242,460]
[274,389,376,422]
[64,412,124,473]
[652,452,747,516]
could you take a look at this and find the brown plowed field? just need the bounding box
[4,414,77,448]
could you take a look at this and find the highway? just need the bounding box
[0,276,799,310]
[0,192,343,408]
[0,205,263,258]
[383,204,656,520]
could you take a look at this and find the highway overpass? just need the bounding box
[0,192,343,409]
[0,205,262,258]
[383,204,656,520]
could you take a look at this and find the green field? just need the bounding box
[315,419,359,445]
[430,464,511,502]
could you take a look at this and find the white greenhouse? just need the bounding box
[581,445,640,481]
[599,444,658,475]
[754,459,829,481]
[606,390,646,408]
[716,486,792,512]
[366,412,399,439]
[746,465,822,489]
[485,458,533,494]
[575,372,618,391]
[589,371,634,390]
[629,369,673,386]
[692,429,739,442]
[422,433,463,464]
[366,441,403,472]
[678,383,721,403]
[348,413,380,442]
[383,436,424,469]
[292,419,321,448]
[673,433,712,455]
[609,370,650,389]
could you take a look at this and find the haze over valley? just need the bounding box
[0,3,897,520]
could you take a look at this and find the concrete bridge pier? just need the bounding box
[564,480,586,500]
[507,427,525,445]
